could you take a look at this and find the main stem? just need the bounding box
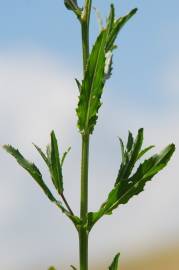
[79,1,92,270]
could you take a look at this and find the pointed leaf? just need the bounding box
[126,131,133,152]
[118,137,125,164]
[76,29,108,134]
[75,78,81,92]
[88,143,175,231]
[116,128,143,184]
[3,145,56,202]
[105,144,175,213]
[61,147,71,167]
[106,8,138,52]
[109,253,120,270]
[33,143,49,167]
[50,131,63,194]
[137,145,155,160]
[107,4,115,33]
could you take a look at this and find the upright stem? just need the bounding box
[79,1,92,270]
[79,134,89,270]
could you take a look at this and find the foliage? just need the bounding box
[3,1,175,270]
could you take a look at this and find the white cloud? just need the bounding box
[0,49,178,270]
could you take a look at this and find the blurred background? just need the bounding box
[0,0,179,269]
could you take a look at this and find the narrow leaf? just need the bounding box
[50,131,63,194]
[3,145,56,202]
[88,143,175,230]
[106,144,175,213]
[75,78,81,92]
[106,8,138,52]
[76,29,108,134]
[61,147,71,167]
[126,131,133,152]
[116,128,143,184]
[137,145,155,160]
[106,4,115,33]
[109,253,120,270]
[33,143,49,167]
[118,137,125,164]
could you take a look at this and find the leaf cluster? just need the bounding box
[76,5,137,135]
[3,131,80,229]
[87,129,175,231]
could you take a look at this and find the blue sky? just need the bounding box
[0,0,179,107]
[0,0,179,111]
[0,1,179,270]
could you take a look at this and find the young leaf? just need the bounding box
[33,143,49,167]
[3,145,56,203]
[87,143,175,231]
[50,131,63,194]
[119,138,125,164]
[61,147,71,167]
[126,131,133,152]
[109,253,120,270]
[137,145,155,160]
[76,5,138,135]
[116,128,143,184]
[106,4,115,33]
[75,78,82,92]
[106,8,138,52]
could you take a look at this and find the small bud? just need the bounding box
[64,0,82,19]
[64,0,78,11]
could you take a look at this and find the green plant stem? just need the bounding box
[79,1,92,270]
[81,0,92,73]
[79,134,89,270]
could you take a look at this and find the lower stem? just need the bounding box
[79,134,89,270]
[79,227,88,270]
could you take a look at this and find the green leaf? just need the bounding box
[3,144,81,229]
[137,145,155,160]
[126,131,133,152]
[109,253,120,270]
[33,143,49,167]
[119,138,125,164]
[87,138,175,231]
[50,131,63,194]
[76,6,137,135]
[102,144,175,215]
[116,128,143,184]
[106,8,138,52]
[76,29,108,134]
[107,4,115,33]
[61,147,71,167]
[75,78,81,92]
[3,145,56,203]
